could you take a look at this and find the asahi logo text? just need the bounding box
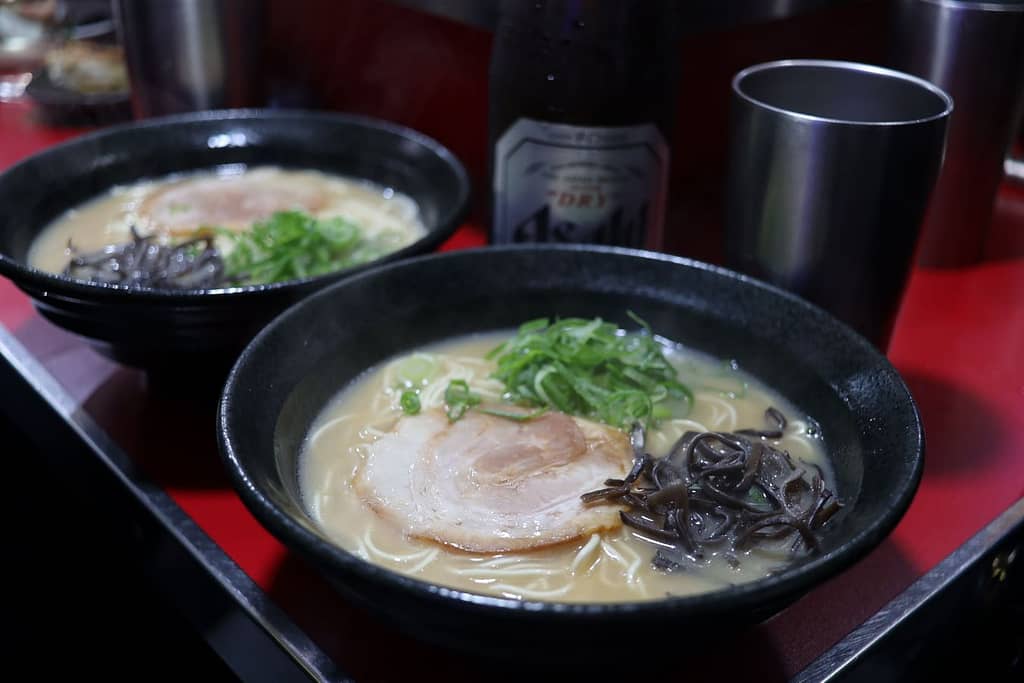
[493,119,668,248]
[514,202,648,246]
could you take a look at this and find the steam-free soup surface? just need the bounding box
[29,166,426,283]
[301,332,834,603]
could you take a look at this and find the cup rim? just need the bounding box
[917,0,1024,12]
[732,59,954,127]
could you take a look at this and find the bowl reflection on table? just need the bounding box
[0,109,470,377]
[217,245,924,656]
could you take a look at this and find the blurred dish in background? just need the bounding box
[26,38,131,125]
[23,0,131,125]
[0,0,63,101]
[29,166,428,289]
[0,110,470,373]
[44,39,126,94]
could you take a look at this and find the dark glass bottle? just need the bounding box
[487,0,677,249]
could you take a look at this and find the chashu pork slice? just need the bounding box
[354,410,632,553]
[142,171,326,235]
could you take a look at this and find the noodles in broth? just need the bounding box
[300,331,835,603]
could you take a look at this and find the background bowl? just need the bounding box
[217,245,924,655]
[0,109,470,375]
[26,68,131,126]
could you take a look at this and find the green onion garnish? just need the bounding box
[216,210,390,285]
[476,406,548,421]
[444,379,481,422]
[485,314,692,429]
[400,389,421,415]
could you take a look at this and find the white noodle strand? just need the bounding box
[616,540,644,584]
[492,583,573,600]
[306,413,354,446]
[697,394,739,430]
[452,567,560,578]
[363,530,435,564]
[470,556,522,569]
[570,534,602,574]
[405,548,440,574]
[666,418,712,433]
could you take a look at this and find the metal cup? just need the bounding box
[724,60,952,350]
[890,0,1024,266]
[113,0,266,118]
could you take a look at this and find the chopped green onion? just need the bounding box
[444,379,481,422]
[395,353,437,386]
[487,314,691,429]
[477,407,548,421]
[400,390,421,415]
[214,210,391,285]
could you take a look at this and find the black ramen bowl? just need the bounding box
[26,69,132,127]
[217,246,924,656]
[0,109,469,375]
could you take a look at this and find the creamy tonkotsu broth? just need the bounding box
[29,166,426,280]
[300,332,835,603]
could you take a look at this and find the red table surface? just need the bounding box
[2,101,1022,679]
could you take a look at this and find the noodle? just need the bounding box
[363,529,438,565]
[453,567,561,578]
[570,534,602,574]
[406,549,440,574]
[491,583,574,600]
[697,393,740,430]
[305,414,354,446]
[300,332,834,603]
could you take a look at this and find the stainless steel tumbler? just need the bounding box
[113,0,266,118]
[724,60,952,349]
[890,0,1024,267]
